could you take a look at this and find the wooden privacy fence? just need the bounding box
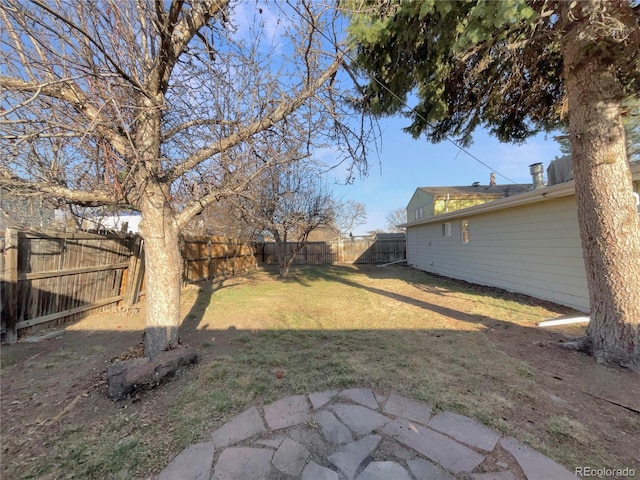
[182,236,257,282]
[0,230,255,341]
[0,229,399,340]
[0,229,140,342]
[256,236,406,265]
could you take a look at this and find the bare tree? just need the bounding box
[235,134,334,278]
[386,208,407,233]
[0,0,373,358]
[182,198,258,242]
[331,199,367,236]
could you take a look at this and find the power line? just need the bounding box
[286,2,521,185]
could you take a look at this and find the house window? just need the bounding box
[461,219,470,244]
[414,207,423,221]
[442,222,452,237]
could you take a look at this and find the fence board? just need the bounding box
[2,230,134,338]
[2,229,18,342]
[182,236,257,282]
[258,237,406,266]
[1,230,400,340]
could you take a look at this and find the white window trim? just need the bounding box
[461,219,470,244]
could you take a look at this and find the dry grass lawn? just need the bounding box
[1,264,638,479]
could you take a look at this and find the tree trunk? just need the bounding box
[276,241,290,278]
[135,92,183,360]
[139,182,183,359]
[561,0,640,367]
[279,262,290,278]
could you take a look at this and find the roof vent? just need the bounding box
[529,163,545,189]
[472,181,480,187]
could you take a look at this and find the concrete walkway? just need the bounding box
[157,388,577,480]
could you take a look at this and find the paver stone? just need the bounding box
[211,447,273,480]
[263,395,310,430]
[157,441,215,480]
[254,435,285,449]
[341,388,379,409]
[211,406,265,448]
[302,461,339,480]
[428,411,500,451]
[500,437,577,480]
[356,461,413,480]
[382,418,484,474]
[328,434,381,479]
[272,437,310,476]
[383,392,432,426]
[407,458,456,480]
[316,410,353,445]
[330,404,388,435]
[309,390,338,409]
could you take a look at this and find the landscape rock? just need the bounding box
[106,349,199,400]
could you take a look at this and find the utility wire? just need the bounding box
[286,2,521,185]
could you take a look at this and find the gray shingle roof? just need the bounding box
[418,184,531,197]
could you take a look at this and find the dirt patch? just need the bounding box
[1,265,638,479]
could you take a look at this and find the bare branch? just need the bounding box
[162,118,236,142]
[0,169,123,207]
[0,76,133,157]
[167,53,345,182]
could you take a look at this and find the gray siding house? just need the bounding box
[404,161,640,313]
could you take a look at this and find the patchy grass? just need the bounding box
[0,352,18,371]
[2,265,637,479]
[547,415,589,444]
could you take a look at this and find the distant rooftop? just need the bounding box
[419,184,531,197]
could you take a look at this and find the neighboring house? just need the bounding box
[403,161,640,313]
[82,212,142,233]
[406,182,531,222]
[307,226,341,242]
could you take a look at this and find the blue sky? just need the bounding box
[232,2,565,235]
[326,117,564,235]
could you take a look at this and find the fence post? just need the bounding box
[207,239,213,280]
[123,236,144,306]
[3,229,18,343]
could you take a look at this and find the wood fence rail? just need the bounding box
[1,230,403,341]
[0,230,255,341]
[256,237,406,265]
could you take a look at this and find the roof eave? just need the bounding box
[403,181,576,227]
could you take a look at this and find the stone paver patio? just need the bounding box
[157,388,577,480]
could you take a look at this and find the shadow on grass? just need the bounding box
[260,264,573,328]
[4,263,632,480]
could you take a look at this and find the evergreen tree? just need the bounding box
[349,0,640,367]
